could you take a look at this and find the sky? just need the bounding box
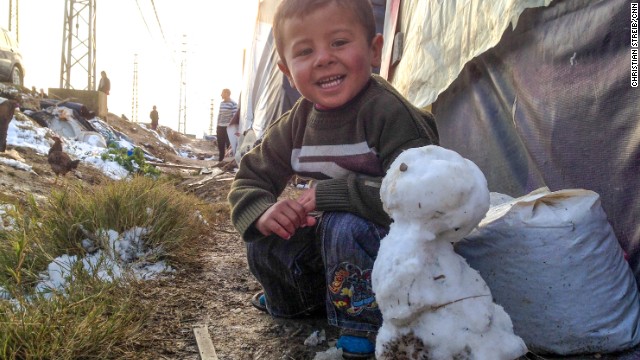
[0,0,258,137]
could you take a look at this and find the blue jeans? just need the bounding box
[246,212,387,333]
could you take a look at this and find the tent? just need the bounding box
[416,0,639,284]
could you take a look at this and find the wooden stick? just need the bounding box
[193,324,218,360]
[147,162,204,170]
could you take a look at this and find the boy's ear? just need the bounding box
[277,60,297,89]
[370,34,384,68]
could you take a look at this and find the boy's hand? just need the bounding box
[255,198,316,239]
[296,187,316,212]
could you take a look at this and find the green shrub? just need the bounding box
[101,145,161,177]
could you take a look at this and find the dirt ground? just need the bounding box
[135,176,343,360]
[0,110,341,360]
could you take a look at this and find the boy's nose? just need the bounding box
[314,48,336,67]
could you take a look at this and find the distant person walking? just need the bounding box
[149,105,159,130]
[98,71,111,95]
[216,88,238,162]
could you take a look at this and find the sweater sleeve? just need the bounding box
[315,174,390,226]
[227,114,295,241]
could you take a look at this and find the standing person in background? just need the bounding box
[150,105,159,130]
[98,71,111,95]
[216,88,238,162]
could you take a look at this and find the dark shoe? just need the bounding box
[250,291,327,318]
[337,334,375,359]
[250,291,267,313]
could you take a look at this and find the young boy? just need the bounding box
[228,0,438,357]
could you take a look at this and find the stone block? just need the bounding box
[47,88,108,118]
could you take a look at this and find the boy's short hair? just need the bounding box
[273,0,377,63]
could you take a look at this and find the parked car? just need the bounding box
[0,28,24,86]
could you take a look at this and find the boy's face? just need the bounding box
[277,3,383,109]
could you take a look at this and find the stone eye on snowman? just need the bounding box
[371,145,527,360]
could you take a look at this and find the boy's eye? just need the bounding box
[295,48,313,57]
[332,39,349,47]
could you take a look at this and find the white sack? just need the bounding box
[455,188,640,355]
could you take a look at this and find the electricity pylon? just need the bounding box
[8,0,19,42]
[209,99,215,136]
[177,35,187,134]
[59,0,96,90]
[131,54,139,122]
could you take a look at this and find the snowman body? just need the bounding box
[372,145,527,360]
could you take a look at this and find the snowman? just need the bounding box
[371,145,527,360]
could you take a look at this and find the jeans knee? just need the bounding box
[321,212,387,260]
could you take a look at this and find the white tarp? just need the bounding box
[238,0,283,141]
[383,0,552,108]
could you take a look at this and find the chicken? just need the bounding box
[48,136,80,184]
[0,99,17,152]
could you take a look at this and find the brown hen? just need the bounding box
[48,136,80,184]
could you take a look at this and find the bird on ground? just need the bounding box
[0,99,18,152]
[48,136,80,184]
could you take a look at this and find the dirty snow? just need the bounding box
[0,110,196,302]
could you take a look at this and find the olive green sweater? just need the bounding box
[228,75,439,241]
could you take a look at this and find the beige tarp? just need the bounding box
[382,0,553,108]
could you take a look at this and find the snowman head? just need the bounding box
[381,145,490,242]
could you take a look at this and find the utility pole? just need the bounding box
[8,0,19,42]
[177,35,187,134]
[131,54,139,122]
[59,0,97,90]
[208,99,215,135]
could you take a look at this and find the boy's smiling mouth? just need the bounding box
[317,75,345,89]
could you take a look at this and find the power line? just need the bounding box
[134,0,153,37]
[149,0,167,44]
[135,0,177,66]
